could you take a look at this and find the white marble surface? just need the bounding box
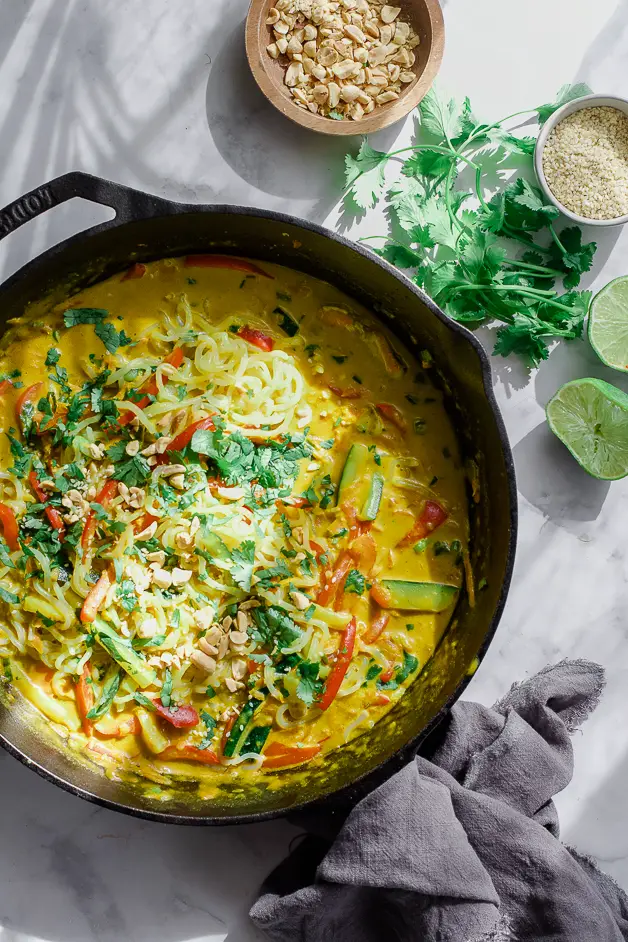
[1,0,628,938]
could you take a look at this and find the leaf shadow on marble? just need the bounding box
[0,749,293,942]
[573,0,628,94]
[0,0,217,282]
[562,742,628,896]
[513,422,610,531]
[204,19,401,212]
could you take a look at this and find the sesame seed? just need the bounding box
[542,106,628,220]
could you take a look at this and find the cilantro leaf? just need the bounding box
[111,454,151,488]
[345,569,365,595]
[250,604,301,652]
[537,83,593,125]
[255,559,292,589]
[86,669,122,720]
[379,243,424,269]
[63,308,108,327]
[45,347,60,367]
[199,710,217,749]
[0,586,19,605]
[117,578,138,613]
[230,540,256,592]
[296,661,324,706]
[94,322,133,354]
[345,140,389,210]
[546,226,596,289]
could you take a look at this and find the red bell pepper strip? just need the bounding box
[161,745,221,765]
[238,326,274,352]
[373,692,391,706]
[81,480,118,557]
[184,255,272,278]
[80,570,112,624]
[0,378,13,395]
[0,503,19,551]
[132,512,159,535]
[316,550,354,607]
[263,742,322,769]
[153,702,200,728]
[75,664,95,737]
[376,402,407,433]
[166,415,215,453]
[397,500,448,548]
[119,347,185,425]
[121,262,146,281]
[16,382,43,433]
[328,384,363,399]
[28,471,65,537]
[363,609,390,645]
[350,532,376,573]
[318,617,357,712]
[221,712,238,754]
[370,582,392,608]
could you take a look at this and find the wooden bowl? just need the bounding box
[245,0,445,136]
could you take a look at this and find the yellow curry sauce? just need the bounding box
[0,256,468,793]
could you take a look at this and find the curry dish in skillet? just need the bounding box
[0,255,469,794]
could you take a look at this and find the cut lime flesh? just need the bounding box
[546,377,628,480]
[589,276,628,372]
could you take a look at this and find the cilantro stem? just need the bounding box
[549,223,567,255]
[503,259,564,277]
[387,144,480,173]
[444,162,465,233]
[452,284,555,298]
[464,108,537,148]
[452,283,578,315]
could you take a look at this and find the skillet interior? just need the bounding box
[0,179,517,822]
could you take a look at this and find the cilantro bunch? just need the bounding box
[344,84,597,365]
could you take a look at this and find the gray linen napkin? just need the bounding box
[251,659,628,941]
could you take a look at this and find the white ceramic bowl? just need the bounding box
[534,93,628,228]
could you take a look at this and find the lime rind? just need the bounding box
[546,377,628,480]
[588,276,628,372]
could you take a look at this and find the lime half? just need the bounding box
[589,276,628,372]
[546,378,628,480]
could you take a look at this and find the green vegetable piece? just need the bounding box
[274,307,299,337]
[359,471,384,521]
[379,580,458,612]
[242,725,271,754]
[336,442,369,507]
[133,691,157,711]
[86,668,122,720]
[223,698,261,758]
[413,539,428,554]
[161,668,173,708]
[93,617,157,688]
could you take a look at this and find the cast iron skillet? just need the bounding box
[0,172,517,824]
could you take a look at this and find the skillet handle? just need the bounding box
[0,171,177,243]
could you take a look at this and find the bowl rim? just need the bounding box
[245,0,445,136]
[0,175,518,825]
[534,92,628,228]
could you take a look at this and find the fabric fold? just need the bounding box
[251,659,628,942]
